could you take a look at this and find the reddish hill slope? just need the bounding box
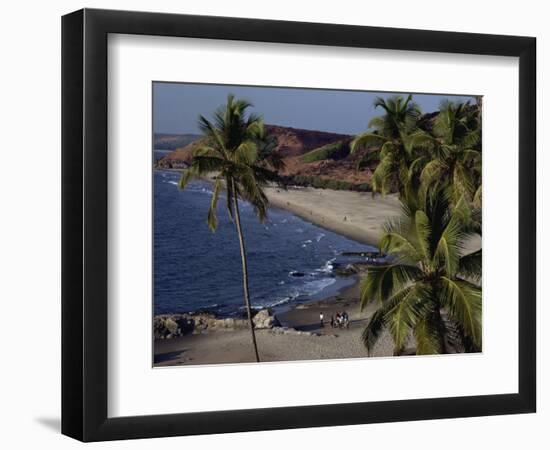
[154,125,375,190]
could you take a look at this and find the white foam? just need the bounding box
[303,277,337,295]
[316,258,336,274]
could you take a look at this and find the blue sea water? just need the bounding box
[153,167,376,316]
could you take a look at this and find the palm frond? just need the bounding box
[234,141,258,165]
[366,116,386,131]
[383,283,430,354]
[198,115,227,156]
[413,209,432,262]
[414,312,445,355]
[420,159,446,191]
[236,167,269,222]
[207,179,223,232]
[359,263,423,308]
[439,277,482,347]
[458,249,482,282]
[361,308,386,355]
[473,184,482,208]
[371,156,394,195]
[178,169,195,190]
[225,175,235,221]
[189,155,226,174]
[350,132,384,153]
[356,149,380,170]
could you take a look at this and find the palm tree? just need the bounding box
[350,95,421,196]
[255,128,285,172]
[178,95,279,362]
[409,100,482,205]
[360,190,482,355]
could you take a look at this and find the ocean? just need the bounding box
[154,164,377,316]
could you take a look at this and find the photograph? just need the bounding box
[0,0,543,446]
[152,82,483,366]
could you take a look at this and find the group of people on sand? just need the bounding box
[319,311,350,329]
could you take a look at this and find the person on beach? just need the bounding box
[343,311,350,329]
[330,315,335,328]
[320,312,324,327]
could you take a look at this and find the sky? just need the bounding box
[153,82,477,136]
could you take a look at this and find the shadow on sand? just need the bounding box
[154,349,187,364]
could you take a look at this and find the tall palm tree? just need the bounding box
[178,95,279,362]
[409,101,482,205]
[360,190,482,355]
[350,95,421,196]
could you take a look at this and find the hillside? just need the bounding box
[154,133,202,150]
[154,125,376,191]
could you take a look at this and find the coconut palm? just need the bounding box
[409,100,482,205]
[360,190,482,355]
[178,95,279,362]
[255,129,285,172]
[350,95,421,196]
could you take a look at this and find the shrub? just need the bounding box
[301,140,351,163]
[290,175,369,192]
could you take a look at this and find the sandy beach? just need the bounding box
[153,184,481,367]
[154,281,398,366]
[266,186,481,254]
[266,186,401,246]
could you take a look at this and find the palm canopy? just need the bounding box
[360,190,482,355]
[409,100,482,205]
[350,95,422,196]
[177,94,281,363]
[179,94,279,231]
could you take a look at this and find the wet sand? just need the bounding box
[265,186,401,246]
[265,186,481,254]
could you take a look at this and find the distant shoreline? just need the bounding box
[153,167,402,247]
[265,186,402,247]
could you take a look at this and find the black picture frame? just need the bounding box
[62,8,536,442]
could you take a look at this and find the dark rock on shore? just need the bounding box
[154,308,280,339]
[154,158,189,170]
[289,271,306,277]
[253,308,281,329]
[154,314,195,339]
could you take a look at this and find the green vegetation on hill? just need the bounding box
[301,140,350,163]
[291,175,370,192]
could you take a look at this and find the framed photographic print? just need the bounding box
[62,8,536,442]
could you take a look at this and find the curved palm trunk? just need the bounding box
[232,184,261,363]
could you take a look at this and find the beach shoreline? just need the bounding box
[154,277,399,366]
[265,185,481,255]
[153,168,399,247]
[152,171,482,366]
[154,168,481,253]
[265,186,401,247]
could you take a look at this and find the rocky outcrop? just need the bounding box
[155,159,189,170]
[253,308,280,329]
[154,309,280,339]
[154,314,195,339]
